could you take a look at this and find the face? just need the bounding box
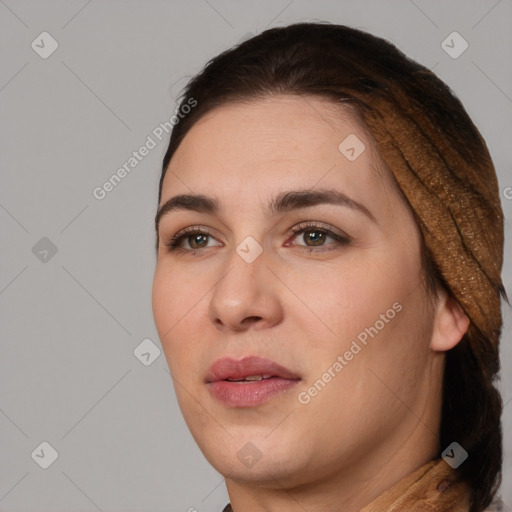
[152,95,441,489]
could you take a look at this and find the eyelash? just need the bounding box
[164,221,351,255]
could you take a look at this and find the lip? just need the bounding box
[206,356,301,382]
[205,356,301,408]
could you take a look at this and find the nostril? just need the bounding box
[241,316,263,326]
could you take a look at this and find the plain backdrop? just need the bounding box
[1,1,511,511]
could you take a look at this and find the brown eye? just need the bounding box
[289,222,351,251]
[187,233,209,249]
[165,228,220,253]
[301,229,327,246]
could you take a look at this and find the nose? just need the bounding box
[208,247,284,332]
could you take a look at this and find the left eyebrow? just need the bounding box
[155,187,376,233]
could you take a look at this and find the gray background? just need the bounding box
[1,1,511,511]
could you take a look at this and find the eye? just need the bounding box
[164,226,221,253]
[288,222,351,251]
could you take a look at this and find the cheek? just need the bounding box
[152,261,222,400]
[152,265,176,337]
[152,265,199,369]
[152,269,210,435]
[152,262,204,326]
[290,245,421,345]
[292,247,426,404]
[302,248,430,409]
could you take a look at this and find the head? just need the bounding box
[152,22,507,512]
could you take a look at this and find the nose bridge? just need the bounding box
[208,239,281,330]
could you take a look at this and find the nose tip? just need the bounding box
[209,260,284,331]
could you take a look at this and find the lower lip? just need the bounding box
[208,377,300,407]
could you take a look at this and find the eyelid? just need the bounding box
[164,225,223,250]
[288,221,349,242]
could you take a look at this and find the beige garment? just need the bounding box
[360,458,471,511]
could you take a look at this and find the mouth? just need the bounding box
[205,356,302,407]
[224,374,274,382]
[205,355,301,383]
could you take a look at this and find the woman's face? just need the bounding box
[152,95,441,488]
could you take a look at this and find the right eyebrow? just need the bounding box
[155,194,220,232]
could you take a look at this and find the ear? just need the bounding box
[430,287,470,352]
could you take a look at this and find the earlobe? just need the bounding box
[430,289,470,352]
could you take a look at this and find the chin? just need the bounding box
[201,435,309,484]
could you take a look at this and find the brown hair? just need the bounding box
[157,22,507,512]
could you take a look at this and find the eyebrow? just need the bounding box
[155,188,376,232]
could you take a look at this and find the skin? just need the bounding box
[152,95,470,512]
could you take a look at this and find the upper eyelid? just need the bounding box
[173,221,339,239]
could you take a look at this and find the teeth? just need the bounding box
[227,374,273,382]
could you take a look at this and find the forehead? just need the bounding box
[172,95,372,166]
[160,95,399,214]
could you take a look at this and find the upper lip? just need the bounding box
[205,356,301,383]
